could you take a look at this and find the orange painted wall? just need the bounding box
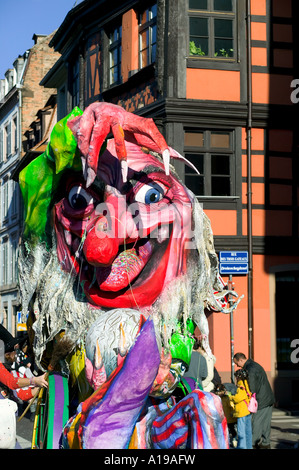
[211,253,299,377]
[209,274,248,375]
[241,127,264,153]
[183,0,296,385]
[252,73,294,105]
[242,153,265,178]
[242,209,293,237]
[251,0,266,16]
[251,47,267,67]
[251,255,272,369]
[252,73,269,103]
[242,182,265,205]
[204,210,237,236]
[186,69,240,102]
[242,209,264,236]
[251,22,267,42]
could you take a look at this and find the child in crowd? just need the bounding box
[229,369,253,449]
[214,383,237,448]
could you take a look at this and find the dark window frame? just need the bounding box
[188,0,237,61]
[184,128,236,198]
[71,57,80,109]
[109,24,122,86]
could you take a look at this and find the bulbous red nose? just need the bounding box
[83,217,119,267]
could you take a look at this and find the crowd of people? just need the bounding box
[0,322,275,450]
[179,334,275,449]
[0,324,48,448]
[0,324,48,401]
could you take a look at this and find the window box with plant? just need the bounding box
[188,0,236,60]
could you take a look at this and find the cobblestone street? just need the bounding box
[270,408,299,449]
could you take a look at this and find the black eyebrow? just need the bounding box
[120,165,165,194]
[89,178,106,195]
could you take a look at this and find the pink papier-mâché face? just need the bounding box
[54,140,196,309]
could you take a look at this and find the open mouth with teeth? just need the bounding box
[55,219,173,309]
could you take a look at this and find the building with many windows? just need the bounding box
[36,0,299,407]
[0,33,60,335]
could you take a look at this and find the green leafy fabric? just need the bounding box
[19,107,83,247]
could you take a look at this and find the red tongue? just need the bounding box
[96,242,153,291]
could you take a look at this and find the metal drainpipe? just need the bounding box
[246,0,253,359]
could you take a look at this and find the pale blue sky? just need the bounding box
[0,0,82,79]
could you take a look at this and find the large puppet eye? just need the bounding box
[134,183,165,204]
[68,186,94,211]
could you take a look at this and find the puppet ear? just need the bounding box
[169,147,201,176]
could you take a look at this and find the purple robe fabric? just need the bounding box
[82,317,160,449]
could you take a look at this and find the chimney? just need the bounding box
[32,34,47,45]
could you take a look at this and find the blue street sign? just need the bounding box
[219,251,248,275]
[219,262,248,274]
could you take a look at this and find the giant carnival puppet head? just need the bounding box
[18,103,241,437]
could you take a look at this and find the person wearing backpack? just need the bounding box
[228,369,253,449]
[234,352,275,449]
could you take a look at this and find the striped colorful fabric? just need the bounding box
[151,390,229,449]
[47,374,69,449]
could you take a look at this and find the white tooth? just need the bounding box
[86,167,96,188]
[81,157,86,178]
[121,159,128,183]
[64,230,72,246]
[162,149,170,176]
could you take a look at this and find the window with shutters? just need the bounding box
[11,180,18,218]
[3,177,9,220]
[139,3,157,69]
[5,122,11,159]
[12,116,18,153]
[11,233,18,283]
[0,128,3,163]
[2,237,8,286]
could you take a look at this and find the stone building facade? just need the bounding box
[0,32,60,335]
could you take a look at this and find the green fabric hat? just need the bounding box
[19,107,83,248]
